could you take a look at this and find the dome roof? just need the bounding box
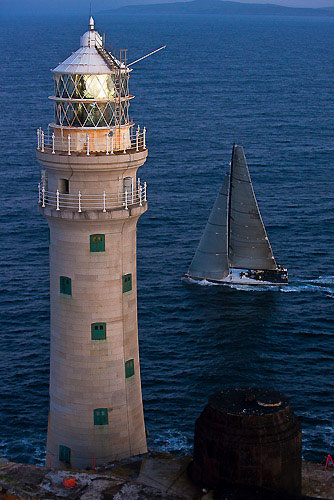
[52,19,122,75]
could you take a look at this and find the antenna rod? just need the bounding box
[128,45,166,67]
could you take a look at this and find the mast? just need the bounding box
[227,143,235,267]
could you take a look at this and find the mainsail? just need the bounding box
[188,175,229,280]
[228,146,277,270]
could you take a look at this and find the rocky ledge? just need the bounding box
[0,454,333,500]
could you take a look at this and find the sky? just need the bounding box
[2,0,334,17]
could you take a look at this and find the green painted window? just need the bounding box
[122,274,132,293]
[125,359,135,379]
[59,445,71,464]
[90,234,105,252]
[94,408,108,426]
[60,276,71,295]
[91,322,106,340]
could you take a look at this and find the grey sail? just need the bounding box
[228,145,277,270]
[188,174,229,280]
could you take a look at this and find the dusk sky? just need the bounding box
[2,0,334,16]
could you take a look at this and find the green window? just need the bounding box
[60,276,71,295]
[90,234,105,252]
[91,322,106,340]
[59,445,71,465]
[125,359,135,379]
[122,273,132,293]
[94,408,108,426]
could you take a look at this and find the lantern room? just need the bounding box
[49,17,134,152]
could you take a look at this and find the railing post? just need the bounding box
[42,186,45,208]
[78,191,82,213]
[106,134,109,155]
[52,133,55,154]
[103,191,106,212]
[68,135,71,156]
[41,131,45,152]
[143,127,146,150]
[125,190,128,210]
[136,126,139,152]
[139,184,142,207]
[144,181,147,202]
[37,129,40,150]
[56,190,60,211]
[86,134,90,156]
[38,183,41,203]
[123,132,126,154]
[137,177,140,201]
[111,135,114,155]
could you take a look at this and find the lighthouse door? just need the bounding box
[123,177,133,204]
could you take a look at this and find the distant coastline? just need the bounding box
[102,0,334,17]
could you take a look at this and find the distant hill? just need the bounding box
[104,0,334,17]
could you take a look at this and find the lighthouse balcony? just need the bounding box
[38,181,147,213]
[36,126,146,156]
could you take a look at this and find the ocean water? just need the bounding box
[0,13,333,465]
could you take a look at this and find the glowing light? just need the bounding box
[84,75,115,99]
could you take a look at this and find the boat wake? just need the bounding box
[182,276,220,286]
[183,275,334,297]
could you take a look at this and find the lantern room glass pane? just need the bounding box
[53,72,129,127]
[63,74,75,98]
[83,75,115,99]
[54,74,116,100]
[55,101,127,127]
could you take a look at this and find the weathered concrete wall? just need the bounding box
[38,150,148,469]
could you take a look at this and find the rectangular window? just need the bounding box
[58,178,69,194]
[59,445,71,465]
[91,322,106,340]
[94,408,108,426]
[122,273,132,293]
[125,359,135,379]
[60,276,71,295]
[90,234,105,252]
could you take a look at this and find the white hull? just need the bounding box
[184,267,288,286]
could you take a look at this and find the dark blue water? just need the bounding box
[0,14,333,465]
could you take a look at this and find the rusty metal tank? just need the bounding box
[191,387,302,494]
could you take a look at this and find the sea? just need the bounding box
[0,13,333,465]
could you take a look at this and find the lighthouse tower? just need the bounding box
[37,18,148,469]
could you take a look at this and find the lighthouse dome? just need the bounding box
[52,19,122,75]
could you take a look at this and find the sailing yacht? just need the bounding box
[184,145,288,286]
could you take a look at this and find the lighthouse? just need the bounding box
[37,18,148,469]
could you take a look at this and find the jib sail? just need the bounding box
[188,174,230,280]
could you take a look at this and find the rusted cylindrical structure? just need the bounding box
[191,388,302,494]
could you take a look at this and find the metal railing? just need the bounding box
[36,126,146,155]
[38,180,147,212]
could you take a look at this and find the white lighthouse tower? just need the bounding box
[37,18,148,469]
